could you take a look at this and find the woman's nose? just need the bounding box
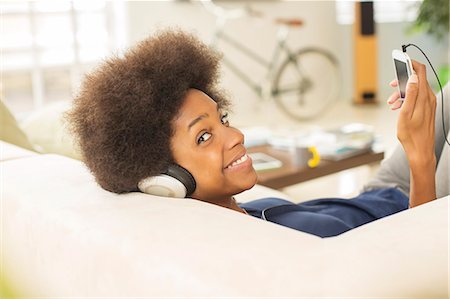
[223,126,245,150]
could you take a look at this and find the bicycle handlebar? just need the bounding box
[199,0,262,20]
[199,0,302,28]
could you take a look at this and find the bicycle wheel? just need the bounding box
[273,48,341,120]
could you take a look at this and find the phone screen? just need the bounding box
[394,59,409,98]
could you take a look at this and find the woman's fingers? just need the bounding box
[390,79,398,87]
[400,72,419,118]
[429,88,437,110]
[387,90,400,104]
[390,99,404,110]
[427,87,437,118]
[390,60,434,119]
[412,61,428,112]
[400,60,426,118]
[387,81,402,109]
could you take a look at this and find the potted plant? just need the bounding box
[411,0,449,84]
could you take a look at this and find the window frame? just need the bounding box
[0,1,126,116]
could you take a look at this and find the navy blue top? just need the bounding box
[239,188,409,237]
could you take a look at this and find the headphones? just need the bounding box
[137,164,196,198]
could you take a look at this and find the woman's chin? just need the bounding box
[235,173,258,194]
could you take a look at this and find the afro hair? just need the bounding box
[67,29,230,193]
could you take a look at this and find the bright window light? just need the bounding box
[0,0,127,117]
[336,0,421,25]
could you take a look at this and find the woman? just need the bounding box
[68,30,440,237]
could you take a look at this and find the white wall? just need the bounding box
[338,21,449,104]
[125,1,448,126]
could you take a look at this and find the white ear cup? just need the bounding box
[138,174,187,198]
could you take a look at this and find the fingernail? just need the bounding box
[408,73,418,84]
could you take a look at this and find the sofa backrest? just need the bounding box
[1,141,37,162]
[1,141,448,297]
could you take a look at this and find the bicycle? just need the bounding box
[200,0,341,120]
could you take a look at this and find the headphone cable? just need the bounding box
[402,43,450,147]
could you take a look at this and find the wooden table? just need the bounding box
[248,145,384,189]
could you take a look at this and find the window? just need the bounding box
[0,1,126,118]
[336,0,421,25]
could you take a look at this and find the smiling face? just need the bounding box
[170,89,257,206]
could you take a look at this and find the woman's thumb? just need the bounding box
[405,73,418,97]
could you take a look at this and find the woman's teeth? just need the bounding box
[226,154,248,169]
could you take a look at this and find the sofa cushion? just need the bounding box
[0,100,36,152]
[2,154,448,297]
[20,101,81,160]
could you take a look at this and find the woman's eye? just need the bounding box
[221,112,229,126]
[197,132,212,144]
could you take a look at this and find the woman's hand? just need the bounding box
[388,60,437,164]
[387,60,437,207]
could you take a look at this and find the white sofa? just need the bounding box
[1,140,448,298]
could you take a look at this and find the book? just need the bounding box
[248,152,283,171]
[267,123,376,161]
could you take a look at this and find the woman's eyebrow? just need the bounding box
[187,105,220,131]
[188,113,208,131]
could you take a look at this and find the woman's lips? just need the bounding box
[224,153,252,171]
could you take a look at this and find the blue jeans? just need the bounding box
[239,188,409,237]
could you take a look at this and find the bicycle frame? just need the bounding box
[200,0,341,120]
[211,24,298,98]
